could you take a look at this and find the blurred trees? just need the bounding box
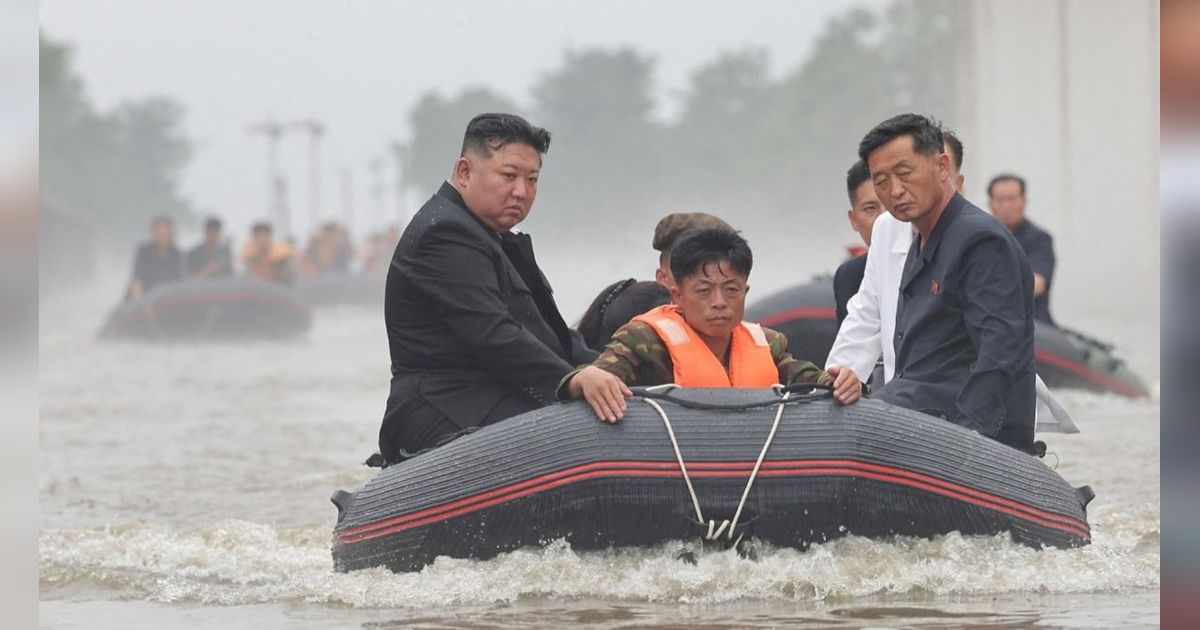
[40,34,194,248]
[400,0,961,242]
[402,87,521,192]
[530,48,664,234]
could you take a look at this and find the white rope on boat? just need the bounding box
[642,390,791,543]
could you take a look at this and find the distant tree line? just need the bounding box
[400,0,961,241]
[40,33,194,249]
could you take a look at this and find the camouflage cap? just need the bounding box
[652,212,734,254]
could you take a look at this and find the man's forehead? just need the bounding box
[480,142,542,169]
[853,180,880,205]
[992,180,1022,194]
[869,135,925,169]
[691,262,747,282]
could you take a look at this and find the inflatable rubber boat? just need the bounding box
[99,276,312,341]
[331,386,1093,573]
[296,272,383,307]
[746,277,1150,398]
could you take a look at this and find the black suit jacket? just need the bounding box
[875,193,1037,452]
[383,182,596,432]
[1012,219,1056,325]
[833,253,867,325]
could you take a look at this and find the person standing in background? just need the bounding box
[988,174,1057,325]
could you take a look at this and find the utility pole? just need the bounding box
[388,141,407,225]
[289,119,326,235]
[340,167,355,239]
[368,156,386,233]
[246,119,290,239]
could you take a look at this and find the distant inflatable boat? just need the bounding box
[331,386,1093,573]
[296,272,383,307]
[99,277,312,341]
[745,277,1150,398]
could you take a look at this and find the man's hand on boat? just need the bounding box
[826,366,863,405]
[567,366,633,423]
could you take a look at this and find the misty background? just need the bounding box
[38,0,1159,380]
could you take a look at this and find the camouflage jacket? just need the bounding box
[557,320,832,397]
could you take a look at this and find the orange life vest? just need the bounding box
[632,304,779,388]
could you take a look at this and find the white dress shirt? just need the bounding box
[826,212,912,381]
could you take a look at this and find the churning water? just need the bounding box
[39,280,1159,628]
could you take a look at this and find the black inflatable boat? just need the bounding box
[297,272,383,307]
[331,387,1093,573]
[99,277,312,341]
[746,277,1150,398]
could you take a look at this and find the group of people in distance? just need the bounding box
[375,111,1058,466]
[123,216,399,302]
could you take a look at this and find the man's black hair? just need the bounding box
[669,228,753,285]
[204,216,222,231]
[858,113,945,163]
[943,129,964,171]
[988,173,1027,197]
[460,113,551,158]
[251,221,272,234]
[846,159,871,205]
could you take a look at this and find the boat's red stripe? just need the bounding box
[334,459,1089,545]
[1034,348,1147,397]
[757,307,836,327]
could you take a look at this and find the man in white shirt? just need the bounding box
[826,131,1076,434]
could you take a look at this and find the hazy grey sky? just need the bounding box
[40,0,886,237]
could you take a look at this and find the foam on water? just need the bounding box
[40,516,1158,608]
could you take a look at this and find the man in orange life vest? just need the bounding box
[560,228,863,422]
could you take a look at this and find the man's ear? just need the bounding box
[936,152,951,182]
[655,266,668,287]
[954,174,965,192]
[847,209,856,229]
[669,284,683,304]
[452,156,472,187]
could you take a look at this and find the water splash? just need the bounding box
[40,518,1158,609]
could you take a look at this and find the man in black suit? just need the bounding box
[859,113,1036,453]
[833,160,883,324]
[988,173,1057,325]
[377,113,597,464]
[125,215,182,301]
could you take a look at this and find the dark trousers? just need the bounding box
[378,390,535,464]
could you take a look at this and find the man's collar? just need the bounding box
[438,180,525,239]
[918,192,965,261]
[438,180,466,209]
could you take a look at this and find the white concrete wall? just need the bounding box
[957,0,1159,378]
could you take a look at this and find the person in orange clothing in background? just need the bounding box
[242,222,295,284]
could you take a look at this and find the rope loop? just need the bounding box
[642,389,791,544]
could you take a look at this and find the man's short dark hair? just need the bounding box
[460,113,551,158]
[204,216,222,231]
[251,222,272,234]
[858,113,945,163]
[669,228,753,285]
[846,159,871,204]
[988,173,1027,197]
[943,130,964,171]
